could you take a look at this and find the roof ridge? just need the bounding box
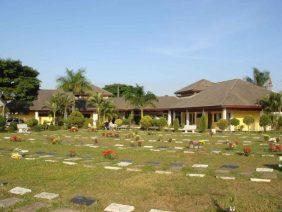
[219,79,239,106]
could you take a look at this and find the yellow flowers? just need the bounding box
[11,153,22,160]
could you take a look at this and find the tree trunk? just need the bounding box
[140,108,144,118]
[2,104,5,117]
[53,112,56,125]
[64,108,68,119]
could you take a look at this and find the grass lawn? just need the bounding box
[0,129,281,211]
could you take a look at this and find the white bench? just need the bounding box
[180,125,197,133]
[17,124,30,134]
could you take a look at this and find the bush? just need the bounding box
[140,115,153,130]
[259,114,271,132]
[83,118,93,128]
[33,125,43,132]
[26,118,38,127]
[197,115,207,133]
[217,119,229,131]
[263,134,270,142]
[230,118,240,129]
[7,122,17,132]
[154,117,167,130]
[243,116,254,131]
[123,118,130,125]
[115,119,123,127]
[64,111,85,128]
[48,124,60,131]
[173,118,180,132]
[0,115,6,131]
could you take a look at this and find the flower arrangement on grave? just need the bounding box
[48,136,61,144]
[125,133,134,139]
[69,126,78,132]
[102,149,117,159]
[199,140,206,145]
[157,135,163,142]
[263,134,270,142]
[11,152,22,160]
[137,141,142,147]
[243,146,251,156]
[10,135,22,142]
[102,131,120,138]
[168,138,173,143]
[269,143,282,152]
[228,142,236,150]
[69,148,76,157]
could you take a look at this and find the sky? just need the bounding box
[1,0,282,95]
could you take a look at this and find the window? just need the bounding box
[213,113,222,122]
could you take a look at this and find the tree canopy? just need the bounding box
[0,58,41,113]
[103,83,135,97]
[245,67,272,89]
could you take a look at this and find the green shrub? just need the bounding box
[154,117,167,130]
[26,118,38,127]
[33,125,43,132]
[8,122,18,132]
[64,111,85,128]
[230,118,240,129]
[123,118,130,125]
[0,116,6,131]
[134,115,141,125]
[263,134,270,142]
[115,119,123,127]
[173,118,180,132]
[83,118,93,128]
[243,116,255,131]
[48,124,60,131]
[140,115,152,130]
[197,115,207,133]
[217,119,229,131]
[259,114,272,132]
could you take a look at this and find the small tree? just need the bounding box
[259,114,272,132]
[64,111,85,128]
[140,115,152,130]
[156,117,167,130]
[26,118,39,127]
[230,118,240,130]
[243,116,255,131]
[173,118,180,132]
[115,119,123,127]
[197,114,207,133]
[217,119,229,131]
[0,115,6,131]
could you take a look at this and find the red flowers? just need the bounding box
[102,150,117,159]
[10,135,22,142]
[243,146,251,156]
[269,143,282,152]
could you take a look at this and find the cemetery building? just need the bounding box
[22,78,271,131]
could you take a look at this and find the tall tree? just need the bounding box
[87,92,104,122]
[245,68,272,89]
[100,100,117,122]
[103,84,135,97]
[57,68,93,111]
[0,58,40,114]
[124,85,157,118]
[259,92,282,113]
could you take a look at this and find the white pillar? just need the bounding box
[186,110,190,126]
[35,111,39,121]
[92,113,98,128]
[167,110,172,126]
[222,108,227,120]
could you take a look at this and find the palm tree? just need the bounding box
[46,93,61,124]
[60,92,75,119]
[259,92,282,113]
[245,68,272,89]
[87,92,104,122]
[57,68,93,111]
[124,85,157,118]
[100,101,117,122]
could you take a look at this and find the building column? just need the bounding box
[222,108,227,120]
[167,110,172,126]
[173,110,176,121]
[35,111,39,121]
[186,110,190,126]
[92,113,98,128]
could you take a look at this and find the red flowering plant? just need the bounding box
[10,135,22,142]
[243,146,251,156]
[228,142,236,150]
[102,149,117,160]
[269,143,282,152]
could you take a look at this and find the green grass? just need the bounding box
[0,129,281,211]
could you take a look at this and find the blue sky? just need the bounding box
[1,0,281,95]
